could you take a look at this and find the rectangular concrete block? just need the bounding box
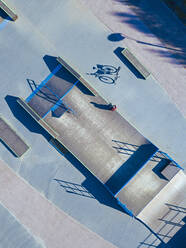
[121,48,150,79]
[161,162,180,180]
[0,116,29,157]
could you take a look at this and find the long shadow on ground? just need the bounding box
[114,47,144,79]
[0,9,12,21]
[138,203,186,248]
[5,95,51,141]
[111,0,186,65]
[43,55,94,96]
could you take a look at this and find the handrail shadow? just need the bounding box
[137,203,186,247]
[54,179,95,199]
[112,0,186,65]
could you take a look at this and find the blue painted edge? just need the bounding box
[49,136,134,217]
[114,147,159,196]
[62,101,76,115]
[116,198,134,217]
[42,80,79,118]
[50,98,63,112]
[26,64,62,103]
[60,79,79,100]
[159,151,183,170]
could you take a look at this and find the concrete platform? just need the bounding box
[44,81,153,188]
[116,156,179,215]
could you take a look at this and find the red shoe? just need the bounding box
[111,105,117,111]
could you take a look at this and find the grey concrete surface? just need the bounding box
[2,0,184,167]
[27,66,77,117]
[0,13,140,246]
[79,0,186,116]
[0,0,185,247]
[0,116,29,157]
[69,0,186,169]
[44,82,153,186]
[116,156,176,215]
[0,203,44,248]
[0,159,117,248]
[137,170,186,242]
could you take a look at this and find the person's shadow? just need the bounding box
[90,101,111,110]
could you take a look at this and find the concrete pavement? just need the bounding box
[0,0,185,247]
[9,0,185,169]
[79,0,186,116]
[0,159,117,248]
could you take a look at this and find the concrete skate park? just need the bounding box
[0,0,186,248]
[18,55,184,219]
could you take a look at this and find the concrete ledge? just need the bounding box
[57,56,98,96]
[0,0,17,21]
[17,98,59,139]
[17,98,41,121]
[38,119,59,139]
[121,48,150,79]
[0,116,29,157]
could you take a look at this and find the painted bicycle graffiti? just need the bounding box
[87,64,120,84]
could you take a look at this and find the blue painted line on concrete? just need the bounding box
[60,79,79,100]
[0,19,8,30]
[26,64,62,103]
[114,147,159,196]
[101,183,134,217]
[159,151,183,170]
[42,80,79,118]
[42,106,55,119]
[62,101,75,115]
[50,99,63,112]
[116,199,134,217]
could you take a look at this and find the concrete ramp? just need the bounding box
[137,170,186,239]
[26,65,77,118]
[105,144,158,195]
